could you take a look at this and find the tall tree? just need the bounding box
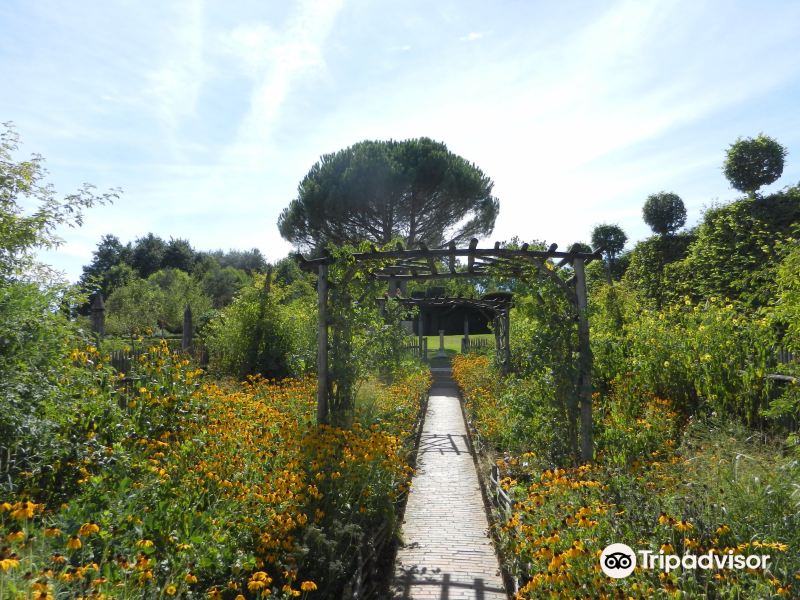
[131,233,167,277]
[591,224,627,263]
[278,138,499,252]
[79,234,133,296]
[591,224,628,282]
[643,192,687,235]
[163,237,196,272]
[723,134,787,198]
[217,248,267,274]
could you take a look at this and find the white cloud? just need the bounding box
[221,0,346,169]
[460,31,489,42]
[143,1,208,146]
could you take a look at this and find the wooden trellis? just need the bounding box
[387,294,514,371]
[295,239,603,462]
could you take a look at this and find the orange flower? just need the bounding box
[78,522,100,536]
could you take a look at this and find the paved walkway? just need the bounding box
[393,367,507,600]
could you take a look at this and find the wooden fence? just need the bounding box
[107,343,209,374]
[401,338,428,359]
[461,336,491,353]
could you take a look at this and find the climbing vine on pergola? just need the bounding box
[295,239,603,462]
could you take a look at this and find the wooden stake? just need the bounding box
[317,264,329,425]
[574,257,593,462]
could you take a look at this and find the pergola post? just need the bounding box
[493,314,501,366]
[573,257,593,462]
[317,264,329,425]
[182,305,193,352]
[417,308,425,362]
[503,308,511,372]
[90,292,105,337]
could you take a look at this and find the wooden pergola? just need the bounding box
[295,239,603,461]
[387,293,514,371]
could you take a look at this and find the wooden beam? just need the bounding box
[467,237,478,272]
[297,246,601,266]
[448,240,457,273]
[418,242,437,274]
[574,258,593,463]
[373,271,491,281]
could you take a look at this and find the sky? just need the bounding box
[3,0,800,281]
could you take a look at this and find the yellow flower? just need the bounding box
[79,522,100,536]
[0,556,21,571]
[300,581,318,591]
[6,530,25,542]
[674,520,694,532]
[67,536,82,550]
[43,527,62,537]
[184,573,198,584]
[165,584,177,596]
[10,500,38,520]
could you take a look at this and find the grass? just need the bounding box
[422,333,493,357]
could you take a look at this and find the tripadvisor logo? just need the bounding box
[600,543,771,579]
[601,543,636,578]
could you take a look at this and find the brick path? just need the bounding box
[393,367,507,599]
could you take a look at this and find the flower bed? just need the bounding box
[0,341,430,599]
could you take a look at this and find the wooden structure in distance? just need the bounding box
[385,293,514,371]
[295,239,603,462]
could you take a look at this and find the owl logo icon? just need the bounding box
[600,543,636,578]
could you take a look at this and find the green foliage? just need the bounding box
[507,278,580,460]
[105,278,164,336]
[0,124,120,500]
[205,273,316,379]
[148,268,212,331]
[567,241,592,253]
[775,241,800,352]
[80,234,264,310]
[162,236,196,272]
[670,191,800,308]
[590,223,627,260]
[495,420,799,598]
[278,137,499,252]
[762,244,800,426]
[623,232,694,307]
[642,191,687,235]
[724,134,787,196]
[0,123,118,280]
[591,284,776,423]
[104,268,212,336]
[78,234,133,297]
[130,232,167,278]
[200,264,249,308]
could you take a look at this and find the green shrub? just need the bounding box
[205,273,316,378]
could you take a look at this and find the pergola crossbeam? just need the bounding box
[294,238,597,463]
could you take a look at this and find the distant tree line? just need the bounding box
[77,233,283,335]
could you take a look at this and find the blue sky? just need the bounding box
[3,0,800,281]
